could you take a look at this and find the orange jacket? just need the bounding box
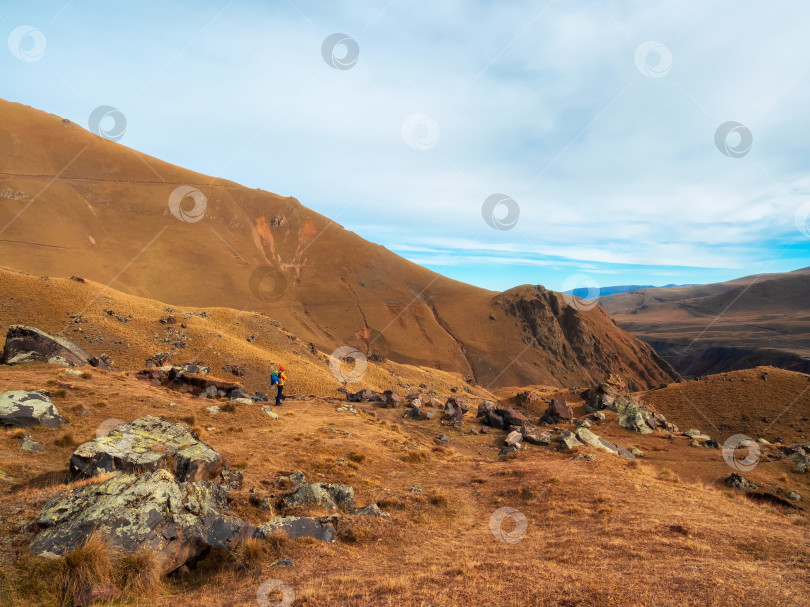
[277,370,287,386]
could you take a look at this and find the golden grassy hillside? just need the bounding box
[0,98,677,390]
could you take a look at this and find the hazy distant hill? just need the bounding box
[600,269,810,377]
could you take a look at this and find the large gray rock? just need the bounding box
[574,427,636,459]
[69,416,230,484]
[30,470,254,574]
[1,325,90,367]
[281,482,356,511]
[255,516,338,543]
[614,398,654,434]
[0,391,65,428]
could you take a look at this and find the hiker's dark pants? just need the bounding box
[276,384,284,405]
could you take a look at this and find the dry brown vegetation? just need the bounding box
[0,363,807,606]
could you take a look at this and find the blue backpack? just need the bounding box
[270,371,279,385]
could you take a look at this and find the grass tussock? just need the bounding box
[347,451,366,463]
[55,433,75,448]
[114,547,161,595]
[230,538,270,570]
[59,533,113,602]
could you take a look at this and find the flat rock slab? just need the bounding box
[30,470,253,574]
[0,391,65,428]
[1,325,90,367]
[255,516,338,543]
[69,416,225,482]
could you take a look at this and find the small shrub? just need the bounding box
[427,489,448,507]
[232,460,248,470]
[55,433,75,448]
[80,371,93,379]
[221,403,236,413]
[52,389,67,398]
[181,415,195,426]
[231,538,268,570]
[347,451,366,463]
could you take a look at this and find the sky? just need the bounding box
[2,0,810,293]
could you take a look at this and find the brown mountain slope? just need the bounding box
[0,98,677,389]
[600,269,810,377]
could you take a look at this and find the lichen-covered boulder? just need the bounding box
[574,428,636,459]
[1,325,90,367]
[282,482,356,511]
[0,391,65,428]
[255,515,338,543]
[69,416,229,484]
[559,431,583,450]
[30,470,254,573]
[614,398,654,434]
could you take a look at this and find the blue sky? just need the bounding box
[2,0,810,292]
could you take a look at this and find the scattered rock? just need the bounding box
[559,431,583,450]
[199,385,218,399]
[573,453,597,462]
[1,325,90,367]
[352,503,390,518]
[20,433,44,452]
[726,473,757,490]
[347,389,382,403]
[0,391,65,428]
[516,390,541,405]
[207,406,221,415]
[282,481,356,511]
[787,491,802,502]
[228,388,251,401]
[631,448,644,457]
[270,559,295,568]
[520,425,552,446]
[222,365,245,377]
[262,407,279,421]
[540,399,574,425]
[88,354,114,370]
[505,430,523,447]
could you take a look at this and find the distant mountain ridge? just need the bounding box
[566,284,699,298]
[599,268,810,377]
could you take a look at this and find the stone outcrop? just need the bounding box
[1,325,90,367]
[0,391,65,428]
[30,470,254,574]
[68,416,234,486]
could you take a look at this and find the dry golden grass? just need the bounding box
[0,366,808,606]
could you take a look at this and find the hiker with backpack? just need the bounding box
[271,364,286,406]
